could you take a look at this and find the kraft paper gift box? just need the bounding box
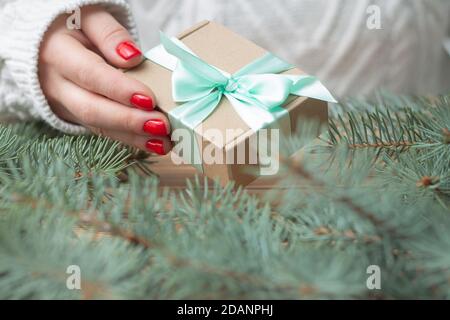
[126,21,335,186]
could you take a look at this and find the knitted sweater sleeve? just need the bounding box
[0,0,137,134]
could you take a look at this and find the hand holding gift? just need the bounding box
[39,5,172,154]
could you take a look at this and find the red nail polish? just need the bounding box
[130,94,154,111]
[143,119,168,136]
[146,139,165,155]
[116,41,142,60]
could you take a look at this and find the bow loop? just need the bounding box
[232,74,293,110]
[172,61,219,102]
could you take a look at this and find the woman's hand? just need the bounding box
[39,5,171,155]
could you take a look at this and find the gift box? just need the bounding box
[126,21,335,186]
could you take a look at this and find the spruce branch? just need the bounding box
[326,95,450,160]
[281,157,407,240]
[327,108,424,151]
[0,93,449,299]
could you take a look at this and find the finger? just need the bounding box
[88,127,172,155]
[81,6,143,68]
[50,35,155,111]
[57,80,170,137]
[66,29,96,52]
[43,14,100,56]
[39,67,80,123]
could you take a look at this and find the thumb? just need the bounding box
[81,5,143,68]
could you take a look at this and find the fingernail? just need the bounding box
[146,139,166,155]
[143,119,168,136]
[130,93,154,111]
[116,41,142,60]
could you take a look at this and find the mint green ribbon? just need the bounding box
[145,32,336,172]
[146,32,336,132]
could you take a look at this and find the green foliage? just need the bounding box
[0,93,449,299]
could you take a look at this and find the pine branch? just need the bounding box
[0,93,449,299]
[327,108,424,151]
[326,95,450,158]
[281,157,408,240]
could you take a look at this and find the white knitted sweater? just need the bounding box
[0,0,449,134]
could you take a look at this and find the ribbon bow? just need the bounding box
[146,32,337,133]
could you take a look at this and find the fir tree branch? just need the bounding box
[0,93,449,299]
[10,193,155,249]
[281,157,408,240]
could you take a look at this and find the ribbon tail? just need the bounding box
[287,75,337,103]
[225,93,292,177]
[169,91,222,130]
[225,93,288,131]
[169,91,222,174]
